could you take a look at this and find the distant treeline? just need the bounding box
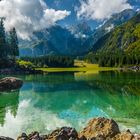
[85,51,140,67]
[20,56,74,67]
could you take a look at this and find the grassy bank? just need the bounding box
[36,60,117,72]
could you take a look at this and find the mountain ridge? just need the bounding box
[91,12,140,55]
[19,9,136,57]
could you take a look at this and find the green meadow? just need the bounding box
[36,60,117,72]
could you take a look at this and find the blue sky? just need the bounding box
[45,0,140,28]
[45,0,101,28]
[45,0,81,26]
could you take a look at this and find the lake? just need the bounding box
[0,71,140,138]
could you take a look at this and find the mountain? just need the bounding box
[91,12,140,56]
[19,23,93,56]
[19,9,136,57]
[68,22,93,38]
[91,9,136,47]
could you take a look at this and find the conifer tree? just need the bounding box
[0,18,7,58]
[9,27,19,58]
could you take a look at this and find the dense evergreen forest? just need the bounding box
[0,18,19,68]
[20,56,74,68]
[85,51,140,67]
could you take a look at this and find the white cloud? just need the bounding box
[77,0,132,21]
[0,99,71,139]
[0,0,71,40]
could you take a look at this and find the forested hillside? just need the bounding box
[86,13,140,67]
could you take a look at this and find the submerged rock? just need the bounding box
[79,117,120,139]
[0,77,23,91]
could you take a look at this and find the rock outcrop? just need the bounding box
[47,127,78,140]
[1,118,140,140]
[113,131,134,140]
[0,77,23,91]
[17,127,79,140]
[79,117,120,139]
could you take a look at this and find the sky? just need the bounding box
[0,0,139,40]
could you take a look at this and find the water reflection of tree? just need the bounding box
[0,90,19,126]
[75,71,140,95]
[74,71,140,124]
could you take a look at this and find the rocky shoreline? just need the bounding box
[0,67,43,75]
[120,66,140,72]
[0,118,140,140]
[128,66,140,71]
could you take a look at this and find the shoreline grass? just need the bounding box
[36,60,118,72]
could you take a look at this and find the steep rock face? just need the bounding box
[79,117,120,139]
[20,24,93,56]
[0,77,23,91]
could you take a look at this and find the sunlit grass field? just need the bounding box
[36,60,117,72]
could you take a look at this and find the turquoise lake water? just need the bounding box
[0,71,140,138]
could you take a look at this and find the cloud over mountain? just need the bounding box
[0,0,70,40]
[77,0,132,20]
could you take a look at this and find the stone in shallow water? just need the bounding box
[0,77,23,91]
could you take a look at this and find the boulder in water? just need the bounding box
[0,77,23,91]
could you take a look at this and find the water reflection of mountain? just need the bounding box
[20,71,140,128]
[0,91,19,125]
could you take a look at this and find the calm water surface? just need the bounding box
[0,71,140,138]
